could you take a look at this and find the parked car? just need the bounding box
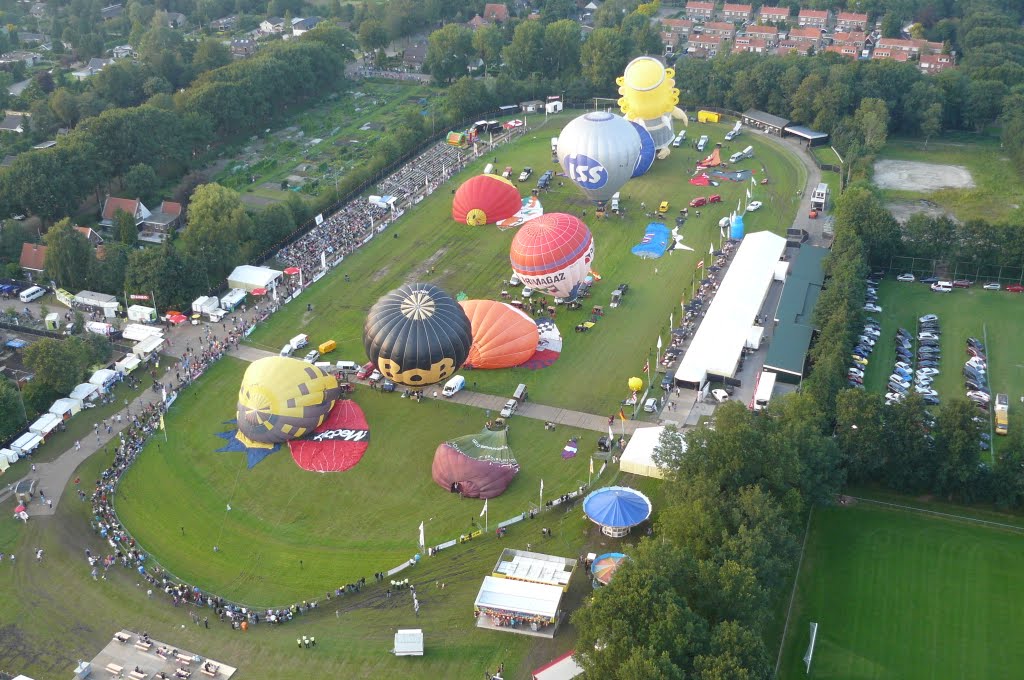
[919,332,940,341]
[689,196,708,208]
[983,282,1001,290]
[303,349,320,363]
[746,201,763,211]
[931,283,952,293]
[518,167,533,181]
[1007,284,1024,293]
[708,194,722,203]
[502,166,513,179]
[917,368,940,377]
[864,303,882,312]
[642,397,659,413]
[851,355,868,366]
[897,273,916,282]
[921,276,939,284]
[356,362,375,380]
[953,279,973,288]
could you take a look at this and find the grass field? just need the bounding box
[247,112,806,415]
[778,502,1024,679]
[875,135,1024,224]
[860,279,1024,456]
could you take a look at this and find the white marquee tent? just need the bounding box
[675,231,787,387]
[227,265,282,292]
[90,369,119,390]
[619,426,686,479]
[533,651,584,680]
[70,382,100,402]
[28,412,62,438]
[474,576,563,621]
[49,396,83,419]
[392,629,424,657]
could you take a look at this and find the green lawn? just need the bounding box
[778,503,1024,679]
[247,113,805,416]
[875,135,1024,224]
[861,280,1024,457]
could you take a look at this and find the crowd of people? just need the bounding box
[276,201,393,274]
[377,142,469,200]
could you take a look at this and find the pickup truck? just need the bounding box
[500,399,518,418]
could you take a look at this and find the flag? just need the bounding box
[657,335,663,349]
[418,521,425,548]
[709,244,713,255]
[737,198,742,213]
[608,423,614,441]
[697,260,705,269]
[669,312,673,328]
[226,504,232,511]
[589,457,594,475]
[618,408,627,421]
[480,499,488,517]
[643,359,650,374]
[751,175,757,186]
[746,188,751,199]
[540,478,544,495]
[159,414,165,431]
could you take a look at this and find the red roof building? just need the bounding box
[703,21,736,38]
[685,1,716,21]
[919,53,954,73]
[835,12,868,31]
[721,3,752,21]
[100,197,150,227]
[661,18,694,35]
[689,34,724,55]
[788,26,823,43]
[759,5,789,23]
[734,36,769,53]
[831,31,867,47]
[482,3,508,22]
[872,48,910,62]
[824,44,859,58]
[19,243,47,273]
[798,8,830,28]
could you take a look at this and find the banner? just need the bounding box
[315,213,324,226]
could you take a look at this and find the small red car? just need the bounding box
[708,194,722,203]
[356,361,376,379]
[952,280,973,288]
[689,196,707,208]
[1007,284,1024,293]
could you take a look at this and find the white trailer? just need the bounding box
[752,371,777,411]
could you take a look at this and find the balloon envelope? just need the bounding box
[452,174,522,226]
[557,112,642,202]
[236,357,342,447]
[364,283,473,386]
[509,213,595,298]
[432,428,519,499]
[460,300,539,369]
[631,122,656,177]
[628,377,643,392]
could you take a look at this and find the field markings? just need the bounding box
[774,504,815,678]
[848,496,1024,535]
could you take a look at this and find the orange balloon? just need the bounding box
[452,175,521,225]
[460,300,539,369]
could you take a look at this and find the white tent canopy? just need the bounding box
[29,412,62,437]
[620,426,683,479]
[90,368,118,389]
[474,576,562,620]
[122,324,163,342]
[49,396,83,418]
[133,335,164,359]
[12,431,42,455]
[227,265,282,292]
[392,629,424,657]
[1,448,18,464]
[675,231,787,386]
[115,355,141,374]
[70,383,100,402]
[533,651,584,680]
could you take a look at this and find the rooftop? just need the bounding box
[86,630,237,680]
[764,246,828,377]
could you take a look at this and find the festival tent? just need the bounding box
[70,382,100,402]
[433,427,519,499]
[492,548,575,590]
[122,324,163,342]
[619,426,683,479]
[28,413,62,438]
[0,453,9,474]
[474,576,563,628]
[533,651,584,680]
[132,335,165,360]
[392,629,424,657]
[89,368,118,390]
[227,265,282,293]
[697,147,721,167]
[11,432,42,456]
[115,355,141,374]
[582,486,652,537]
[0,448,17,465]
[631,223,670,259]
[49,397,83,419]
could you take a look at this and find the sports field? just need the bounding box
[861,279,1024,453]
[778,502,1024,679]
[246,112,805,415]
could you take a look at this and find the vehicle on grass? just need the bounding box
[897,273,915,282]
[983,282,1001,290]
[522,287,534,298]
[894,361,912,372]
[953,280,973,288]
[888,382,908,395]
[689,196,708,208]
[502,166,513,179]
[368,370,382,383]
[356,362,375,380]
[854,346,873,357]
[442,375,465,397]
[518,167,533,181]
[500,399,518,418]
[965,380,984,391]
[997,409,1008,435]
[863,327,880,337]
[865,316,880,324]
[849,380,864,389]
[931,283,952,293]
[967,390,990,402]
[915,387,938,397]
[921,276,939,284]
[847,374,863,384]
[967,337,984,349]
[708,194,722,203]
[279,343,294,357]
[852,355,868,365]
[849,366,865,377]
[919,332,940,341]
[917,368,940,377]
[643,397,659,413]
[857,336,876,346]
[886,392,906,402]
[889,375,911,388]
[537,171,554,189]
[509,273,521,286]
[303,350,320,363]
[380,379,396,392]
[864,303,882,312]
[697,135,709,151]
[658,201,669,214]
[923,395,941,405]
[672,132,686,147]
[1007,284,1024,292]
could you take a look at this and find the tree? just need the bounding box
[835,388,888,482]
[23,336,92,395]
[439,76,492,123]
[43,218,93,289]
[180,183,254,284]
[580,28,628,89]
[932,398,982,499]
[833,184,900,265]
[113,208,139,246]
[48,88,80,128]
[0,378,28,439]
[424,23,473,84]
[543,20,581,78]
[540,0,575,23]
[920,102,942,148]
[471,25,504,75]
[122,163,158,205]
[192,38,232,75]
[357,18,388,57]
[965,80,1007,131]
[502,20,546,80]
[853,97,889,154]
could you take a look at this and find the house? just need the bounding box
[874,38,941,56]
[100,197,151,228]
[662,31,680,53]
[734,36,769,53]
[165,12,188,29]
[788,27,823,44]
[835,12,868,32]
[0,51,42,67]
[30,3,47,18]
[231,38,257,58]
[871,48,910,62]
[797,9,830,29]
[721,3,752,22]
[703,21,736,39]
[831,31,866,48]
[519,100,545,113]
[19,243,47,275]
[742,109,790,136]
[917,40,945,55]
[291,16,322,35]
[919,53,954,73]
[661,18,694,37]
[824,44,858,58]
[74,227,104,247]
[112,44,135,59]
[72,57,113,79]
[776,40,813,55]
[0,113,27,133]
[210,15,237,31]
[17,32,49,46]
[32,140,56,149]
[689,34,724,56]
[100,3,123,20]
[403,44,427,69]
[483,3,509,22]
[758,5,789,24]
[139,200,183,244]
[467,14,489,29]
[260,17,286,34]
[745,25,778,44]
[685,1,715,22]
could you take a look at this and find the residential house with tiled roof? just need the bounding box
[746,24,778,41]
[871,47,910,62]
[824,44,859,58]
[777,40,813,55]
[139,200,183,243]
[661,18,694,37]
[483,3,509,22]
[231,39,257,58]
[74,227,104,247]
[835,12,868,32]
[19,243,47,274]
[831,31,867,48]
[721,3,752,22]
[919,53,954,73]
[734,36,769,53]
[689,34,725,56]
[788,27,824,45]
[686,1,716,21]
[100,197,151,228]
[758,5,789,24]
[703,21,736,39]
[0,113,27,133]
[798,8,830,29]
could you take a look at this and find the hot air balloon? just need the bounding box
[618,56,689,159]
[557,111,642,202]
[432,427,519,499]
[452,174,522,226]
[460,300,539,369]
[235,357,343,448]
[631,122,656,178]
[628,377,643,392]
[509,213,595,299]
[364,283,473,386]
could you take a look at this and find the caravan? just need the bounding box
[728,146,754,163]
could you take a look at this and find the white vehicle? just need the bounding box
[509,273,521,286]
[983,282,1001,290]
[894,361,912,372]
[483,163,495,175]
[862,327,880,337]
[915,387,938,397]
[897,273,915,282]
[335,360,360,373]
[518,167,533,182]
[918,332,940,341]
[885,392,906,402]
[642,397,659,413]
[888,375,911,388]
[697,135,709,152]
[967,390,990,402]
[752,371,776,411]
[919,314,939,323]
[290,334,309,349]
[864,303,882,312]
[711,388,730,403]
[499,398,518,418]
[917,368,940,377]
[857,335,876,346]
[848,367,864,378]
[368,370,382,383]
[521,287,534,298]
[279,343,294,357]
[931,283,952,293]
[745,201,763,212]
[672,133,685,148]
[19,286,45,303]
[611,192,620,212]
[442,375,465,397]
[966,357,987,369]
[303,350,320,363]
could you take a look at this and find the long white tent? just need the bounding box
[227,265,282,292]
[474,576,562,620]
[619,426,686,479]
[675,231,787,387]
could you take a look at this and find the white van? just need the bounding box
[335,360,360,373]
[19,286,44,303]
[484,163,495,175]
[610,192,620,212]
[290,334,309,349]
[729,146,754,164]
[697,135,709,152]
[442,375,465,397]
[931,283,952,293]
[279,343,294,357]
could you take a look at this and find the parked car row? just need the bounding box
[896,273,1024,292]
[963,338,992,450]
[849,277,884,387]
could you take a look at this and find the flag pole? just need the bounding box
[539,480,543,514]
[588,459,593,488]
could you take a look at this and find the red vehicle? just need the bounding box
[1007,284,1024,293]
[689,196,707,208]
[708,194,722,204]
[952,280,973,288]
[356,361,376,379]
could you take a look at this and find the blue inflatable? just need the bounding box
[631,223,670,259]
[630,123,656,178]
[730,213,745,240]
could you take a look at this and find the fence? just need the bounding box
[887,256,1024,285]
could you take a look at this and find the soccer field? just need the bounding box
[779,503,1024,679]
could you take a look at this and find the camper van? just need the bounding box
[442,375,465,397]
[19,286,45,303]
[729,146,754,164]
[611,192,621,212]
[697,135,709,152]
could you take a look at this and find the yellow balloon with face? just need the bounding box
[617,57,680,122]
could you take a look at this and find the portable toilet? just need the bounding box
[44,313,60,331]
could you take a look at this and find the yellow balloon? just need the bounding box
[628,377,643,392]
